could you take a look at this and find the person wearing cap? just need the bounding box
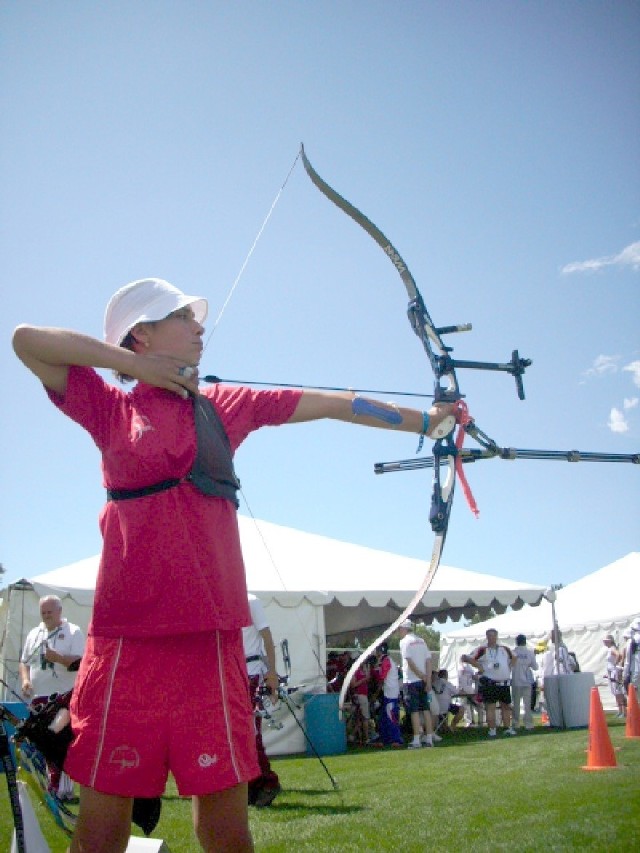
[12,278,457,853]
[398,620,435,748]
[462,629,516,738]
[510,634,538,730]
[602,634,626,718]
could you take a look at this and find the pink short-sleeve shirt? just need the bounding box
[47,367,302,638]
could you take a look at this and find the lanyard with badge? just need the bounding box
[487,647,501,672]
[26,626,62,673]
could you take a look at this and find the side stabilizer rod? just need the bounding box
[374,447,640,473]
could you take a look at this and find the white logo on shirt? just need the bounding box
[131,414,153,442]
[198,753,218,768]
[109,746,141,769]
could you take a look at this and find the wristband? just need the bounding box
[416,411,431,452]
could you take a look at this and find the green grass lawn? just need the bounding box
[2,719,638,851]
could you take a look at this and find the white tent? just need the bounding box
[439,552,640,710]
[1,516,547,752]
[236,517,546,641]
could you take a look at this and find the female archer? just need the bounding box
[12,277,456,853]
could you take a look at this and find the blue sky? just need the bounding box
[1,2,638,597]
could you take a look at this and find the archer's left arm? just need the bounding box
[287,390,456,438]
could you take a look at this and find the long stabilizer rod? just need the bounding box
[375,447,639,473]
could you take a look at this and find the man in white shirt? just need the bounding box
[463,629,516,738]
[20,596,84,700]
[243,594,281,808]
[398,619,435,748]
[19,595,84,800]
[511,634,538,730]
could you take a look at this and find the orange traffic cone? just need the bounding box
[625,685,640,739]
[582,687,618,770]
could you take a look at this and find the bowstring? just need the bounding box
[239,488,328,682]
[196,148,331,690]
[202,149,301,354]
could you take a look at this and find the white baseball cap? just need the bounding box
[104,278,208,346]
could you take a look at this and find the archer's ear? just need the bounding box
[129,323,151,351]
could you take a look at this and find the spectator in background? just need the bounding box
[20,595,84,700]
[398,620,435,749]
[373,643,403,748]
[432,669,464,733]
[462,629,516,738]
[19,595,84,802]
[542,627,573,676]
[458,656,484,727]
[327,650,352,694]
[326,652,341,690]
[602,634,626,718]
[243,594,281,808]
[351,657,377,744]
[622,618,640,692]
[511,634,537,731]
[533,639,548,718]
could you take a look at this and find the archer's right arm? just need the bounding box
[12,325,199,397]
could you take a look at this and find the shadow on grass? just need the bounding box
[279,786,341,797]
[160,786,360,817]
[260,801,364,816]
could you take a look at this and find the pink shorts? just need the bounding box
[65,630,259,797]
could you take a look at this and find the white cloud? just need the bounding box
[623,360,640,388]
[623,397,639,410]
[561,240,640,275]
[582,354,619,380]
[607,408,629,433]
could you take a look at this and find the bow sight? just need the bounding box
[412,304,532,402]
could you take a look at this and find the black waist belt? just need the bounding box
[486,680,510,686]
[106,478,183,501]
[245,655,262,663]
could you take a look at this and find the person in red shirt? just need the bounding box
[13,277,456,853]
[351,658,376,744]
